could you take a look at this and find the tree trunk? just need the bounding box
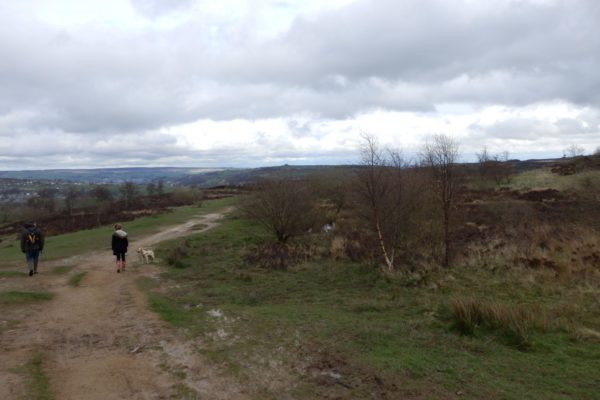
[376,220,394,272]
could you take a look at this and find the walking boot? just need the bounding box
[117,261,121,273]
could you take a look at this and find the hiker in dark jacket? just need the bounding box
[111,223,128,273]
[20,221,44,276]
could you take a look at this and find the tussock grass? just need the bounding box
[0,291,54,304]
[449,298,540,350]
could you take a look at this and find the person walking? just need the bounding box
[111,223,128,273]
[20,221,44,277]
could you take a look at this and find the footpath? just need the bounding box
[0,212,248,400]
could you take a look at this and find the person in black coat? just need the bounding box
[20,221,45,276]
[111,223,128,273]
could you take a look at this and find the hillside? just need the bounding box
[0,167,228,184]
[1,156,598,189]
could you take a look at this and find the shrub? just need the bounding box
[240,179,316,243]
[449,298,537,350]
[243,242,315,270]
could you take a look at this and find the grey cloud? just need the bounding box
[129,0,195,19]
[471,118,558,140]
[287,119,312,138]
[210,0,600,109]
[1,0,600,169]
[3,0,600,131]
[468,110,600,143]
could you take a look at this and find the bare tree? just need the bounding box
[241,179,315,243]
[120,181,138,209]
[0,205,9,223]
[476,146,512,184]
[355,134,395,271]
[354,134,424,272]
[147,182,157,196]
[156,179,165,196]
[36,187,58,215]
[93,185,113,202]
[421,134,461,268]
[93,185,114,225]
[64,185,80,216]
[565,144,585,158]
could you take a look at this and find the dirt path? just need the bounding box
[0,211,249,400]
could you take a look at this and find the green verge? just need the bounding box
[0,197,236,265]
[149,211,600,400]
[0,291,54,304]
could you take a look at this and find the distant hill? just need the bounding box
[174,165,359,187]
[1,157,593,188]
[0,165,359,187]
[0,167,229,184]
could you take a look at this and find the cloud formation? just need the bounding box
[0,0,599,169]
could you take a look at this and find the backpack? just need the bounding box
[27,233,38,244]
[26,231,41,247]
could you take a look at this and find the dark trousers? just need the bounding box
[25,250,40,272]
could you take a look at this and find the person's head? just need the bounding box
[25,221,36,228]
[114,223,122,230]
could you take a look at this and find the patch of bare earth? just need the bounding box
[0,211,250,400]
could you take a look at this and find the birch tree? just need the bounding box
[421,134,460,268]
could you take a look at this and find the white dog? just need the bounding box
[137,247,155,263]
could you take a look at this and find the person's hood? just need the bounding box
[24,222,35,229]
[114,229,128,238]
[24,225,38,234]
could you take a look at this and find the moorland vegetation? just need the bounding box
[148,137,600,399]
[1,137,599,399]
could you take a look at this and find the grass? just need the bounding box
[135,276,159,291]
[0,197,236,265]
[148,211,600,400]
[0,270,28,277]
[171,383,200,400]
[506,168,600,191]
[147,293,196,327]
[20,353,54,400]
[0,291,54,304]
[448,297,540,350]
[68,272,87,287]
[51,265,75,275]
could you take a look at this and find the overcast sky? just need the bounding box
[0,0,599,170]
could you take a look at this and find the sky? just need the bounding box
[0,0,599,170]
